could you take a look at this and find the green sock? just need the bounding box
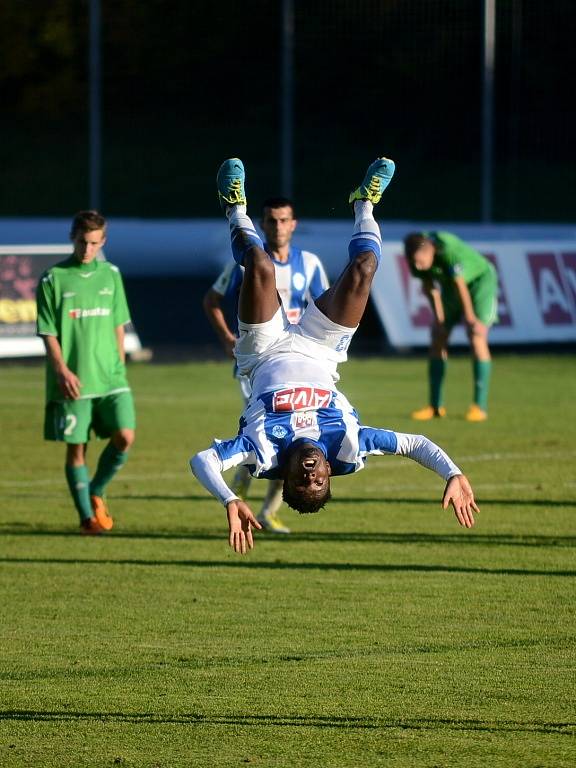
[65,464,92,522]
[473,359,492,410]
[90,442,129,498]
[429,358,446,409]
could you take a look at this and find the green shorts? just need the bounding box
[44,391,136,443]
[442,264,499,330]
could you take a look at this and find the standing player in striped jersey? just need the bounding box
[191,157,479,554]
[203,197,329,534]
[36,211,136,534]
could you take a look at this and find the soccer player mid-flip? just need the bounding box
[190,157,479,554]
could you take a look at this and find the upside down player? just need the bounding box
[203,196,329,534]
[190,157,479,554]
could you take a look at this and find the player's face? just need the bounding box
[260,206,297,251]
[72,229,106,264]
[411,241,435,271]
[284,443,331,500]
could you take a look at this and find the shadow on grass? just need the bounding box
[1,527,574,548]
[0,709,573,735]
[5,492,576,509]
[0,556,574,577]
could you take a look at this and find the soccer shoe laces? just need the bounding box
[364,175,381,197]
[222,179,245,205]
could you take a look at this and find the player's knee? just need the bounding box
[113,429,135,452]
[245,251,275,281]
[349,251,378,286]
[66,443,86,466]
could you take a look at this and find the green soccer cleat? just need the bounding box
[216,157,246,209]
[349,157,395,205]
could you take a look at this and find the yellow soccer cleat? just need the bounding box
[90,494,114,530]
[466,404,488,422]
[257,511,291,535]
[411,405,447,421]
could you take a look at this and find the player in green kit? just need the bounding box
[36,211,136,534]
[404,231,498,422]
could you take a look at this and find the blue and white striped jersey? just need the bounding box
[211,246,329,323]
[213,383,402,480]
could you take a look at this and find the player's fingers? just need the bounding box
[456,504,475,528]
[250,515,263,530]
[246,528,254,550]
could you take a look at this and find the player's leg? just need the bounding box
[412,322,450,420]
[217,158,280,324]
[44,399,102,532]
[466,269,497,421]
[314,158,394,328]
[90,392,136,527]
[257,479,290,534]
[64,441,98,532]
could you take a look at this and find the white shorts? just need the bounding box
[235,301,357,379]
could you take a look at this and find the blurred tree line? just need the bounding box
[0,0,574,220]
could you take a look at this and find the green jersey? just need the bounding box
[36,258,131,402]
[409,231,491,286]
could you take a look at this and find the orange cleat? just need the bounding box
[90,495,114,530]
[411,405,447,421]
[466,404,488,422]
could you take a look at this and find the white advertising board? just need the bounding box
[0,245,142,358]
[371,241,576,346]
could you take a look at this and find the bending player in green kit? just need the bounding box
[404,231,498,422]
[36,210,136,534]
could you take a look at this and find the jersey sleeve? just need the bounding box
[211,261,244,299]
[190,448,239,506]
[212,435,257,471]
[36,272,58,336]
[303,252,330,300]
[358,427,462,480]
[111,266,131,327]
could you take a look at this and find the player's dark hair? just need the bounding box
[403,232,430,261]
[261,197,296,218]
[70,210,107,240]
[282,482,332,514]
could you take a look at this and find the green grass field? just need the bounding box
[1,354,575,767]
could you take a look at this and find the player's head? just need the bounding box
[404,232,435,271]
[260,197,297,251]
[282,442,332,514]
[70,210,107,265]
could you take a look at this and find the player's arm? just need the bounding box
[359,428,478,527]
[202,288,236,358]
[422,279,445,325]
[115,324,126,363]
[41,334,82,399]
[452,275,483,334]
[190,448,262,553]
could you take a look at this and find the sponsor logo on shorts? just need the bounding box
[271,425,288,438]
[273,386,332,412]
[62,292,75,298]
[99,287,113,295]
[68,307,112,319]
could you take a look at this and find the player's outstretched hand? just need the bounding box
[442,474,479,528]
[226,500,262,554]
